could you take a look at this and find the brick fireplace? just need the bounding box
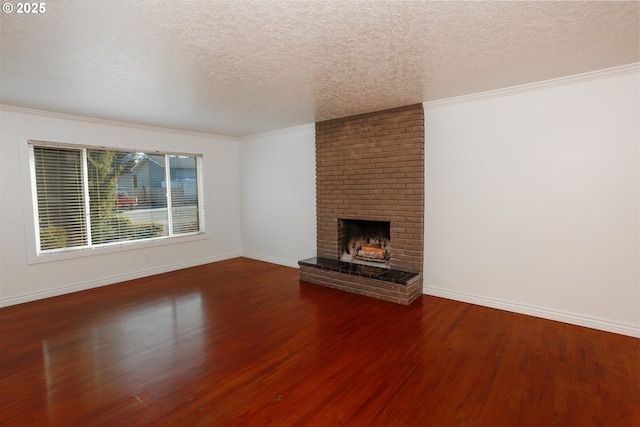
[299,104,424,305]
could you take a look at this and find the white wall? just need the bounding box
[3,68,638,338]
[239,125,316,267]
[0,108,242,306]
[424,67,639,336]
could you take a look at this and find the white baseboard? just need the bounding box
[0,252,242,308]
[8,257,635,338]
[423,286,640,338]
[240,252,301,269]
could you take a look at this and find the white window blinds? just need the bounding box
[29,141,204,254]
[32,146,89,250]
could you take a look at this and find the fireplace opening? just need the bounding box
[339,219,391,268]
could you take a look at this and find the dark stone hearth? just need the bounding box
[298,257,420,285]
[299,257,423,305]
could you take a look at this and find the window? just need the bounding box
[29,141,204,254]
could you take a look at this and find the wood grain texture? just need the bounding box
[1,258,638,426]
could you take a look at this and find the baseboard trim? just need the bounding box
[0,252,242,308]
[241,252,301,269]
[423,286,640,338]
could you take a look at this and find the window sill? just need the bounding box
[27,232,209,265]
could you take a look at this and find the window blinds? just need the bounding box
[29,141,204,254]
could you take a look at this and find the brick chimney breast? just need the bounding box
[300,104,424,305]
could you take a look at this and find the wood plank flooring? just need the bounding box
[1,258,638,426]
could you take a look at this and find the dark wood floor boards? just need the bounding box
[0,257,638,426]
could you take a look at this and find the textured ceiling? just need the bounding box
[1,0,638,137]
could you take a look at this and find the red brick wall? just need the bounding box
[315,104,424,272]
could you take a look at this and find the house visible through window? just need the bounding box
[29,141,204,254]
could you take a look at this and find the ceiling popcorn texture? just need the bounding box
[1,0,638,136]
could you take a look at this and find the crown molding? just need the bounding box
[239,123,315,141]
[0,104,238,141]
[424,63,639,109]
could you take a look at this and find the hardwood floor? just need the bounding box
[1,258,638,426]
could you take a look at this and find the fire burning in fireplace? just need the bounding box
[339,219,391,268]
[357,246,387,260]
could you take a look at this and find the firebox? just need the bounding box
[339,219,391,268]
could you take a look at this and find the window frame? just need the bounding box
[24,139,207,264]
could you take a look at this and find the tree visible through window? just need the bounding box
[30,142,204,254]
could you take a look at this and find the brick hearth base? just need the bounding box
[299,257,422,305]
